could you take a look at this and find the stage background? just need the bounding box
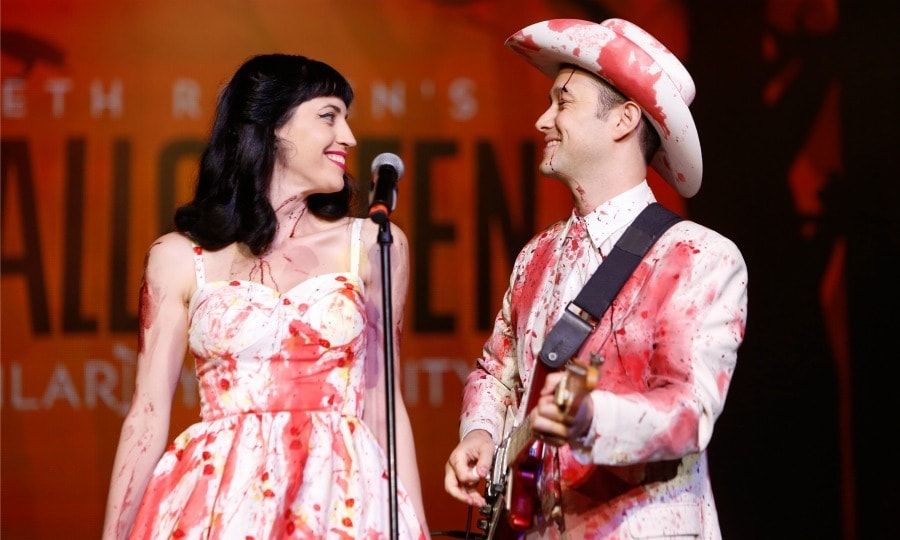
[2,1,897,538]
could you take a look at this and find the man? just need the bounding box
[444,18,748,539]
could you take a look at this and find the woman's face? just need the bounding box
[273,95,356,195]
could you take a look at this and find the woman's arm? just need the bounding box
[102,233,194,539]
[361,221,429,531]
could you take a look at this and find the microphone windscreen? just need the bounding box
[371,152,404,179]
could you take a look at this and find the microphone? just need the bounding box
[368,152,404,224]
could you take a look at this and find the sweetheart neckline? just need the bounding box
[189,271,364,312]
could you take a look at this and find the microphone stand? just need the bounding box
[374,215,400,539]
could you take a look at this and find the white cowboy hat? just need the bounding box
[506,18,702,197]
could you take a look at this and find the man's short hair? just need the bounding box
[589,71,662,165]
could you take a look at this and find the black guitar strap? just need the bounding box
[539,203,682,369]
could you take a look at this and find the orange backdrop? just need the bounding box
[2,1,689,537]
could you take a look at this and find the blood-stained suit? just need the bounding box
[460,182,748,539]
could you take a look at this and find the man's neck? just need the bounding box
[568,174,645,216]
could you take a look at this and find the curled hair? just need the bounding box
[175,54,355,255]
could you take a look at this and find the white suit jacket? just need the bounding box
[460,183,748,539]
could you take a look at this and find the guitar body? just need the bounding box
[477,361,600,539]
[507,439,543,531]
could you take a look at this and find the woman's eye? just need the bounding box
[319,112,336,121]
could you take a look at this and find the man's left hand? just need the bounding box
[530,372,594,446]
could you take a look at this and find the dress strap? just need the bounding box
[350,218,363,276]
[191,245,206,287]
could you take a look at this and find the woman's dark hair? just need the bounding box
[175,54,355,255]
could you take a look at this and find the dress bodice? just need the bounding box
[187,220,367,421]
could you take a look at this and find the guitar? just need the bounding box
[476,359,600,539]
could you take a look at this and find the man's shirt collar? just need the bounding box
[572,181,657,253]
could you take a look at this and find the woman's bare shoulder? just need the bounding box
[358,218,408,250]
[147,232,195,263]
[143,232,198,297]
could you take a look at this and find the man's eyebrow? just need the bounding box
[548,70,578,102]
[559,69,577,95]
[549,85,571,99]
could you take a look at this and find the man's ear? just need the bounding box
[612,101,643,141]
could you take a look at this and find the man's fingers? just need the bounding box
[447,436,494,485]
[540,372,563,395]
[532,400,573,441]
[536,397,567,424]
[447,449,467,476]
[444,462,471,504]
[475,441,494,477]
[444,461,486,507]
[448,448,478,482]
[533,414,568,438]
[444,462,467,502]
[464,484,487,508]
[541,434,568,447]
[444,461,478,501]
[445,431,496,506]
[456,435,495,480]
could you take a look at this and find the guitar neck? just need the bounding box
[505,416,537,465]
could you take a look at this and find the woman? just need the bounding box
[103,54,428,539]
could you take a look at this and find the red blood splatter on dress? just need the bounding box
[126,239,426,538]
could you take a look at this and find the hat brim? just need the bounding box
[506,19,701,198]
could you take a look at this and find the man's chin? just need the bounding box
[539,162,561,178]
